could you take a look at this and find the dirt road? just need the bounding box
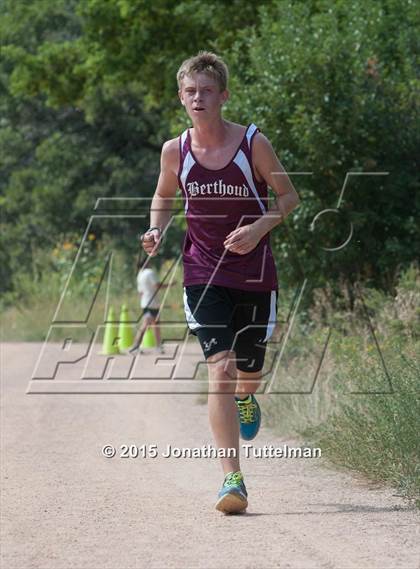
[1,343,419,569]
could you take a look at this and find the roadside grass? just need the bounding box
[261,264,420,504]
[2,258,187,343]
[303,340,419,504]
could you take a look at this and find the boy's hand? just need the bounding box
[140,229,162,257]
[223,224,263,255]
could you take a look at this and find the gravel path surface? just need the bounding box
[1,343,419,569]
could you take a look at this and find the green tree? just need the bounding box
[227,0,419,295]
[1,0,418,304]
[1,0,270,301]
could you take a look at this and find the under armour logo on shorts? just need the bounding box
[203,338,218,352]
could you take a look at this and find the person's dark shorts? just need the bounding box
[183,284,278,373]
[142,307,159,318]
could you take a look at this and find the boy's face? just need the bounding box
[178,72,229,122]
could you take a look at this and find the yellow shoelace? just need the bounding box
[237,399,257,424]
[224,472,243,487]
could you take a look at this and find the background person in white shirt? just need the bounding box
[129,256,175,353]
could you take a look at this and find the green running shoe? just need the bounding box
[235,394,261,440]
[215,471,248,514]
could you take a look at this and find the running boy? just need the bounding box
[141,51,300,514]
[129,256,176,354]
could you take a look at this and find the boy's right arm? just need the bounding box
[142,138,179,257]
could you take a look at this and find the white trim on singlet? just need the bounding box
[180,129,188,150]
[263,290,277,342]
[183,287,203,331]
[246,123,258,149]
[180,151,196,214]
[233,149,267,214]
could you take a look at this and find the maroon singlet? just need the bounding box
[177,123,278,292]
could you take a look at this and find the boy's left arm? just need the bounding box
[224,133,300,254]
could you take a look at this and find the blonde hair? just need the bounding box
[176,51,229,92]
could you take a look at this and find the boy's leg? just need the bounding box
[183,285,241,471]
[233,288,279,397]
[131,313,154,350]
[150,316,162,347]
[208,348,248,514]
[207,349,240,475]
[235,370,262,398]
[183,285,249,512]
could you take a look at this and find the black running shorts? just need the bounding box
[183,284,278,373]
[142,308,159,318]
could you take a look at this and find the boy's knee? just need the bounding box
[207,350,237,387]
[141,314,153,328]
